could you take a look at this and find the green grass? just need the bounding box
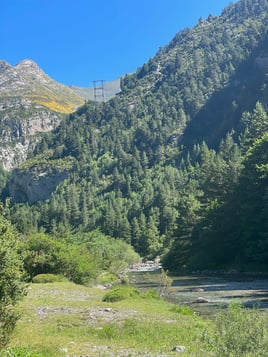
[4,281,268,356]
[0,347,42,356]
[102,285,140,302]
[32,274,68,284]
[3,282,213,356]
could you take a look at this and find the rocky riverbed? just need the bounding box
[129,271,268,316]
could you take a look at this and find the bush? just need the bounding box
[32,274,67,283]
[97,272,118,285]
[142,289,160,300]
[102,285,140,302]
[120,276,129,285]
[211,302,268,356]
[73,230,141,274]
[19,233,96,285]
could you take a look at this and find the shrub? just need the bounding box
[211,302,268,356]
[120,276,129,285]
[142,289,160,300]
[102,285,140,302]
[19,233,95,285]
[32,274,67,283]
[97,272,118,285]
[73,230,141,274]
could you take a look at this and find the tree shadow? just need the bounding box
[182,35,268,149]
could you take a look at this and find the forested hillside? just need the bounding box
[4,0,268,271]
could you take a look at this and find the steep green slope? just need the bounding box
[7,0,268,269]
[127,0,268,147]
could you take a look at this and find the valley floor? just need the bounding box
[6,281,212,356]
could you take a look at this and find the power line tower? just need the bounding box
[93,80,105,102]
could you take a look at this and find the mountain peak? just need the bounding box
[15,59,46,80]
[16,59,40,70]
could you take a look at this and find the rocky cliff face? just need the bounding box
[9,167,69,203]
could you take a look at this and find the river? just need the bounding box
[128,268,268,316]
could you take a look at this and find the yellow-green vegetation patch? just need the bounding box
[33,100,77,114]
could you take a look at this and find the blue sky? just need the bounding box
[1,0,237,87]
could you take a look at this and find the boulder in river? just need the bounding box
[192,297,209,303]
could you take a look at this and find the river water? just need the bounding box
[128,268,268,316]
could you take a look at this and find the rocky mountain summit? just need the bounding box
[0,59,85,170]
[0,59,121,170]
[0,59,85,111]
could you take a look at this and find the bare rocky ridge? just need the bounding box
[0,59,84,101]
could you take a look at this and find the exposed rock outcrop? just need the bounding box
[9,166,69,203]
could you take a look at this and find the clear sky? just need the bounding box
[1,0,238,87]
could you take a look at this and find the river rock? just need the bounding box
[192,297,209,303]
[171,345,187,353]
